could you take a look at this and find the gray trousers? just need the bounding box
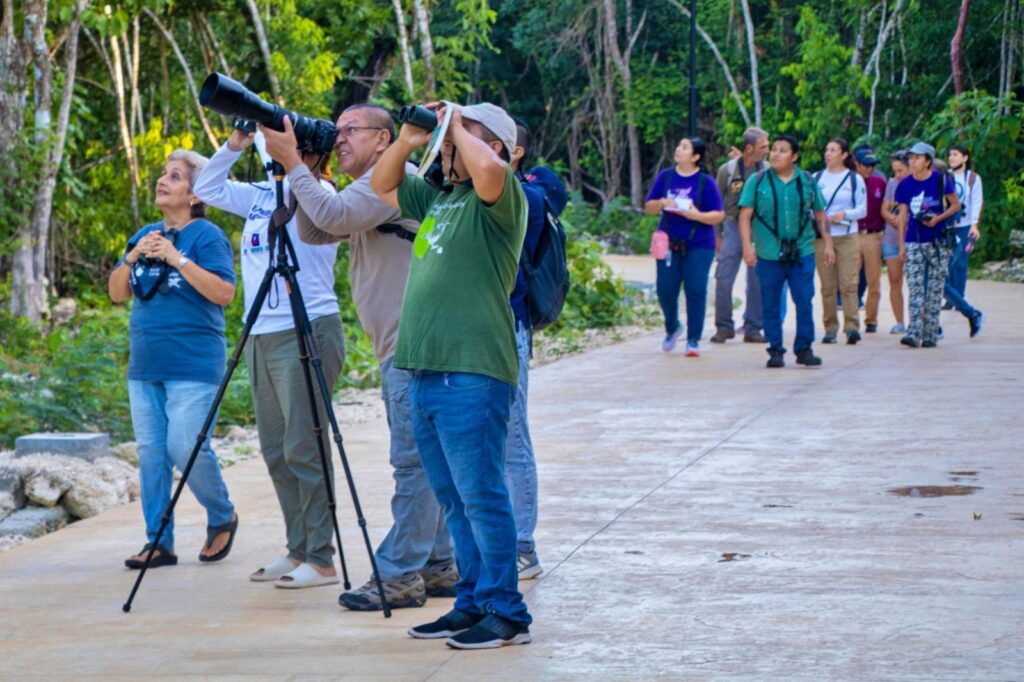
[245,313,345,568]
[373,357,452,581]
[715,218,763,334]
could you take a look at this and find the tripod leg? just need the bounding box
[123,265,277,613]
[279,268,391,617]
[285,307,351,590]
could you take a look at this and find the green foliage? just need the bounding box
[779,6,870,168]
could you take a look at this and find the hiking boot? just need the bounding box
[900,335,919,348]
[822,332,837,344]
[865,324,878,333]
[420,559,459,597]
[766,347,785,369]
[685,342,700,357]
[795,347,822,367]
[338,573,426,611]
[661,324,683,352]
[890,323,906,335]
[710,329,734,343]
[518,551,543,580]
[846,329,861,345]
[408,608,484,639]
[743,330,766,343]
[969,310,984,338]
[445,614,532,650]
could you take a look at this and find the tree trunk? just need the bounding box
[0,0,27,161]
[412,0,435,98]
[392,0,414,98]
[197,13,232,77]
[739,0,761,126]
[602,0,643,207]
[244,0,281,103]
[951,0,971,97]
[110,31,141,227]
[29,0,88,306]
[142,7,219,149]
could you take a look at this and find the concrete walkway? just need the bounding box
[1,266,1022,680]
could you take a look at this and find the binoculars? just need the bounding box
[397,105,438,132]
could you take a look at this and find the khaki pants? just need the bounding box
[859,230,883,327]
[245,313,345,568]
[815,232,861,334]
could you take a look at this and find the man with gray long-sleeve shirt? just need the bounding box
[712,127,768,344]
[262,103,454,612]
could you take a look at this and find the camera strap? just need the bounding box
[127,228,180,301]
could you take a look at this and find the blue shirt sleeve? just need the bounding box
[193,221,236,284]
[646,170,667,202]
[702,173,724,212]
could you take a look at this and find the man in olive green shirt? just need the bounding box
[371,102,532,649]
[739,134,834,369]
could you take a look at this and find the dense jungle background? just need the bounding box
[1,0,1022,445]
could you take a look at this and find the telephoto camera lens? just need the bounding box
[200,73,337,155]
[397,105,438,132]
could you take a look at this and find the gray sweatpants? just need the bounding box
[714,218,763,334]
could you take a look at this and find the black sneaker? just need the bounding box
[942,301,954,311]
[846,330,861,345]
[921,340,937,348]
[865,324,878,333]
[822,332,837,344]
[445,614,532,649]
[969,310,984,338]
[408,608,484,639]
[795,347,822,367]
[766,347,785,368]
[900,335,919,348]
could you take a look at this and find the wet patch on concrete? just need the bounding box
[888,485,982,498]
[718,552,751,563]
[1008,514,1024,521]
[762,504,793,508]
[625,550,644,555]
[949,470,978,476]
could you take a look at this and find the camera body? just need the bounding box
[200,73,337,155]
[397,105,438,132]
[129,228,180,268]
[914,211,936,223]
[779,237,801,265]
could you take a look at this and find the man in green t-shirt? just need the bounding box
[738,134,834,369]
[371,102,532,649]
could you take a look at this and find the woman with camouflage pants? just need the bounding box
[894,143,962,348]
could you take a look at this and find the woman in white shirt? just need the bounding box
[814,138,868,344]
[942,144,985,337]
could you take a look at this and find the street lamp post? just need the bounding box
[689,0,697,136]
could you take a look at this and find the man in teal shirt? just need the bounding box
[739,134,834,368]
[371,102,532,649]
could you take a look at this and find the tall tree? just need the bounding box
[951,0,971,98]
[602,0,644,207]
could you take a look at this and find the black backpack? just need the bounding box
[520,190,570,331]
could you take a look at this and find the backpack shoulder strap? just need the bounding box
[848,170,856,208]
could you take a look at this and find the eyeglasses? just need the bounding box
[338,126,383,137]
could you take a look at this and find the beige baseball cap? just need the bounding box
[459,102,517,162]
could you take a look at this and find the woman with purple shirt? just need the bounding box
[894,142,962,348]
[644,137,725,357]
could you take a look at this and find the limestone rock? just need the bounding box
[224,425,250,442]
[63,469,126,520]
[0,506,70,538]
[94,457,140,502]
[52,298,77,325]
[0,466,26,522]
[111,441,139,467]
[24,470,72,508]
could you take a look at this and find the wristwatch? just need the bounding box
[177,256,190,269]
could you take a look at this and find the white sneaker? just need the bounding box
[517,551,543,580]
[890,323,906,334]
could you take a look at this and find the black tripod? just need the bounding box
[123,161,391,617]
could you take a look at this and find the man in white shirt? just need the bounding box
[194,131,345,589]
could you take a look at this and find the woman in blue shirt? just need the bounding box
[644,137,725,357]
[108,150,239,569]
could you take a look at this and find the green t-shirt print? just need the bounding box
[395,166,527,385]
[738,167,826,261]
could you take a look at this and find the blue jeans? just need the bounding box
[656,246,716,343]
[756,254,817,353]
[410,371,530,626]
[373,358,452,581]
[128,379,235,551]
[946,226,971,298]
[503,324,537,555]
